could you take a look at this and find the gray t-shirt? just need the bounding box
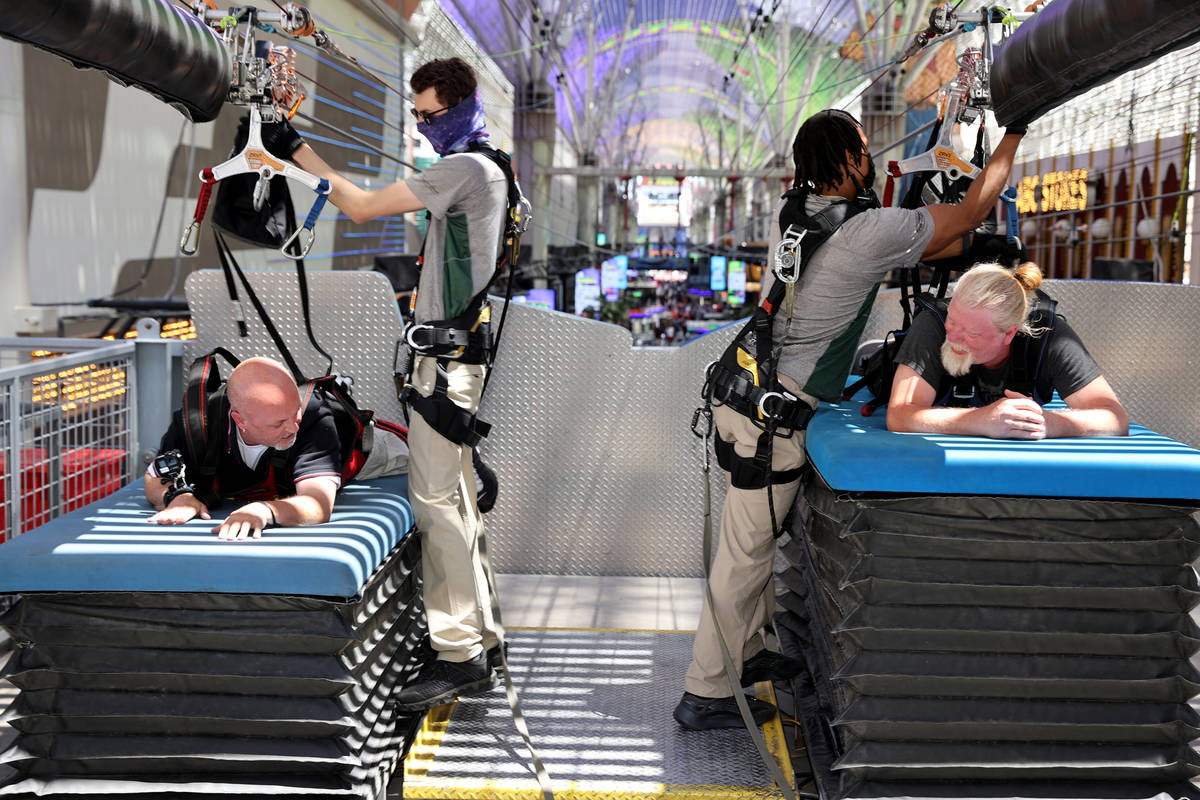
[765,195,934,401]
[895,306,1102,405]
[407,151,508,323]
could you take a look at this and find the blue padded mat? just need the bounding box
[807,392,1200,500]
[0,475,413,597]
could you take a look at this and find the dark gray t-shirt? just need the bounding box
[895,307,1103,405]
[765,196,934,401]
[407,151,508,323]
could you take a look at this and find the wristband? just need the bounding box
[264,503,278,528]
[162,485,196,506]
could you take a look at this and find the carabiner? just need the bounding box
[252,171,271,212]
[690,405,713,440]
[280,225,316,259]
[773,224,806,284]
[512,197,533,236]
[280,178,331,260]
[180,220,202,256]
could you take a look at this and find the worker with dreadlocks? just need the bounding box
[675,108,1027,730]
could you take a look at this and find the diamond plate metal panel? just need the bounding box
[1039,280,1200,449]
[184,271,1200,578]
[184,270,406,425]
[479,306,740,577]
[859,280,1200,449]
[185,270,737,577]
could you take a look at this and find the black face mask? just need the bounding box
[852,160,881,210]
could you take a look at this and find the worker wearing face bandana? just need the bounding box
[252,57,511,711]
[675,109,1026,730]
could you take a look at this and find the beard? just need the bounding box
[940,339,974,377]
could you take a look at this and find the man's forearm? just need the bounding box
[959,133,1022,227]
[1044,408,1129,438]
[291,144,373,222]
[263,480,337,527]
[887,404,982,436]
[144,473,168,510]
[264,497,324,526]
[292,144,423,223]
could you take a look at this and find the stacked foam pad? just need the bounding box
[0,534,425,799]
[777,475,1200,800]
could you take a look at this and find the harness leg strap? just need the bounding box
[400,386,491,448]
[714,435,805,490]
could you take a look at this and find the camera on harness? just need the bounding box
[155,449,187,485]
[155,448,197,506]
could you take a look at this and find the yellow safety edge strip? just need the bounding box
[401,631,797,799]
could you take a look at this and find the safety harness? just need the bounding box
[394,142,529,455]
[390,144,553,800]
[689,186,879,800]
[698,188,869,492]
[931,289,1059,407]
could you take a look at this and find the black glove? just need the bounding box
[1004,117,1030,136]
[968,232,1027,264]
[233,113,305,160]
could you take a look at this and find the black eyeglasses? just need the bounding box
[410,105,450,125]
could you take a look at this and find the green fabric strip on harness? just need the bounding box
[803,284,881,402]
[442,213,474,319]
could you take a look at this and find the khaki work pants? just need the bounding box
[407,355,499,663]
[684,374,813,698]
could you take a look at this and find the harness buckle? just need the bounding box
[511,197,533,236]
[404,323,435,352]
[773,224,806,284]
[757,391,785,420]
[758,390,802,424]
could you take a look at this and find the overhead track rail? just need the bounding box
[0,0,231,122]
[991,0,1200,127]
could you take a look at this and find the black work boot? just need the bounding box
[673,691,777,730]
[487,641,509,676]
[392,652,495,712]
[740,649,805,687]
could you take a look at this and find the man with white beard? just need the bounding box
[887,262,1128,439]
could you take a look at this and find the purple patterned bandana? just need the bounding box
[417,89,490,156]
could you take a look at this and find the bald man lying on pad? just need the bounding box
[144,357,342,540]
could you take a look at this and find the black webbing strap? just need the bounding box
[214,231,306,382]
[713,436,805,490]
[465,142,524,395]
[399,362,492,448]
[706,362,816,432]
[213,229,334,381]
[182,347,241,506]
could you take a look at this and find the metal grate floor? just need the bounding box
[401,627,793,799]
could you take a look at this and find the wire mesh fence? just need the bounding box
[0,339,138,542]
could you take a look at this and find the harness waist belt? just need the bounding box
[708,362,816,431]
[405,322,492,363]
